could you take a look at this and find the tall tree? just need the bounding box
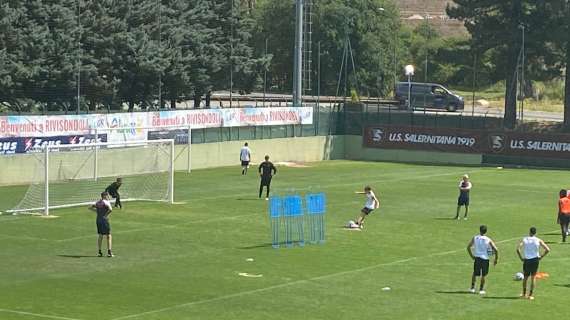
[0,0,26,112]
[254,0,400,96]
[549,1,570,130]
[448,1,557,129]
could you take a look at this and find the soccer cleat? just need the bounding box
[107,251,114,257]
[265,198,269,201]
[97,252,103,257]
[469,288,476,294]
[528,296,534,300]
[463,217,468,220]
[478,290,486,295]
[519,293,527,298]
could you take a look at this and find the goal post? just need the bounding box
[9,139,175,216]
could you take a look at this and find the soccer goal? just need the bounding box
[9,139,175,216]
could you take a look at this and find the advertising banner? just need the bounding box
[486,132,570,159]
[147,129,189,145]
[364,125,570,160]
[0,134,107,154]
[0,107,313,142]
[364,126,486,153]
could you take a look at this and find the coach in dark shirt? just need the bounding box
[258,155,277,200]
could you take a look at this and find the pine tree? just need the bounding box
[448,1,557,129]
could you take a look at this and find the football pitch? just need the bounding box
[2,160,570,320]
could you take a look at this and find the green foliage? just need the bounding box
[350,88,359,102]
[533,79,565,101]
[448,0,566,128]
[0,0,259,112]
[253,0,400,97]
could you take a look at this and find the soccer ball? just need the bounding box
[514,272,524,281]
[347,220,360,228]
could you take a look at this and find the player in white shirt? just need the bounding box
[240,142,252,175]
[351,186,380,229]
[455,174,472,220]
[466,225,499,294]
[516,227,550,300]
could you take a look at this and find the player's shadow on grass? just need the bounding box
[57,254,99,259]
[433,217,459,220]
[236,198,262,201]
[543,232,561,236]
[544,241,559,244]
[435,290,474,295]
[554,284,570,288]
[238,241,304,249]
[482,296,519,300]
[238,243,278,249]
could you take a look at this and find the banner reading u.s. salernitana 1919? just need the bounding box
[0,107,312,151]
[364,125,570,160]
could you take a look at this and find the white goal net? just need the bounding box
[10,139,174,215]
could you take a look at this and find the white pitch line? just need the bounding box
[110,231,532,320]
[0,308,82,320]
[0,234,52,241]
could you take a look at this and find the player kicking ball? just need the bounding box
[348,186,379,229]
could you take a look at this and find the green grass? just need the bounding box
[2,160,570,319]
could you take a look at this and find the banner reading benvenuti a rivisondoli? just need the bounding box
[0,107,313,153]
[364,125,570,159]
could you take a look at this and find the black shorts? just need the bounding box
[523,258,540,276]
[560,214,570,225]
[260,176,272,186]
[96,219,111,235]
[108,191,119,199]
[458,195,469,206]
[361,207,374,215]
[473,257,489,277]
[241,160,250,166]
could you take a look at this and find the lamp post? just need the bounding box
[518,23,525,122]
[405,65,414,110]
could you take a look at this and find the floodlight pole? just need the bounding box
[292,0,304,108]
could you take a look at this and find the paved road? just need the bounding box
[212,91,563,122]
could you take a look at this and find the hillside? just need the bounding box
[395,0,468,38]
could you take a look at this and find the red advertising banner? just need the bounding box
[364,125,570,160]
[364,126,487,153]
[486,131,570,159]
